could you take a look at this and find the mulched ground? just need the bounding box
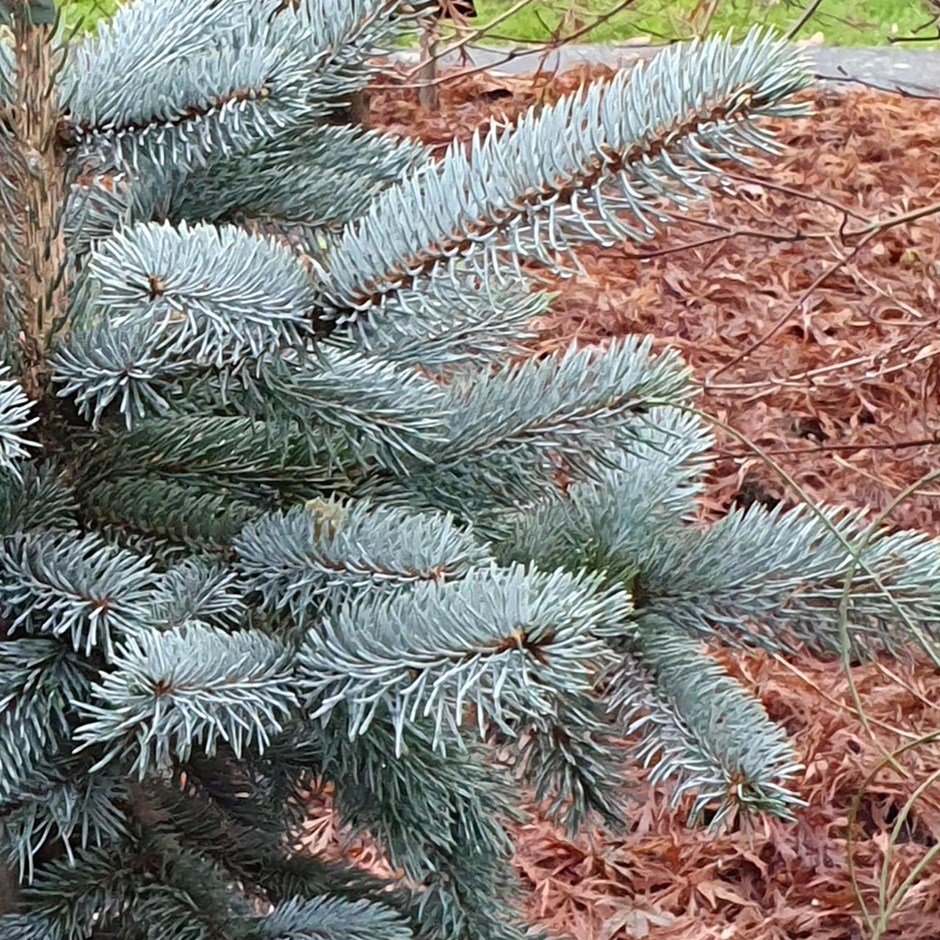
[303,64,940,939]
[372,66,940,534]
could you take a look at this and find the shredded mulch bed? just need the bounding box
[371,65,940,534]
[300,64,940,939]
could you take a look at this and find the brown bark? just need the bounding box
[347,89,371,128]
[0,864,17,915]
[417,18,440,112]
[0,6,68,911]
[8,9,67,399]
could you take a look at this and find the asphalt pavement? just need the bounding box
[392,42,940,97]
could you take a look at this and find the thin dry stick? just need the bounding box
[818,67,940,101]
[723,170,869,224]
[603,216,827,262]
[705,233,875,383]
[705,337,940,393]
[770,653,926,741]
[692,0,721,39]
[539,0,638,47]
[832,455,940,500]
[688,408,930,775]
[377,0,640,92]
[873,661,937,710]
[706,199,940,381]
[372,36,555,91]
[846,731,940,935]
[399,0,537,79]
[784,0,826,41]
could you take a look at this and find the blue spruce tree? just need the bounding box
[0,1,937,937]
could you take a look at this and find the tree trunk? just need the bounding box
[417,18,440,112]
[7,1,67,399]
[0,1,67,911]
[347,89,371,127]
[0,865,17,915]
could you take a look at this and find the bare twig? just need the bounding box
[692,0,721,40]
[539,0,638,47]
[399,0,536,80]
[705,197,940,381]
[784,0,825,41]
[723,171,869,224]
[703,233,874,382]
[817,66,940,101]
[717,436,940,459]
[374,0,640,92]
[887,7,940,46]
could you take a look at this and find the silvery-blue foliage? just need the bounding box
[1,3,936,939]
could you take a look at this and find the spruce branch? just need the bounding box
[299,566,629,753]
[88,414,343,487]
[0,369,38,476]
[638,504,940,655]
[0,913,50,938]
[121,847,258,940]
[494,407,712,575]
[73,222,318,357]
[139,767,317,902]
[0,638,88,808]
[159,123,430,238]
[261,854,408,914]
[76,623,297,778]
[375,338,694,518]
[236,499,491,617]
[248,351,450,472]
[0,27,13,101]
[408,869,530,940]
[326,279,545,370]
[0,704,58,814]
[62,169,133,261]
[0,530,157,657]
[63,0,428,174]
[19,837,257,939]
[0,461,78,536]
[609,615,804,825]
[50,315,195,427]
[513,695,626,834]
[0,771,129,882]
[169,752,298,841]
[149,560,246,631]
[59,332,450,460]
[318,712,522,936]
[17,843,141,937]
[319,29,810,312]
[260,895,413,940]
[0,10,870,935]
[435,336,692,465]
[84,475,264,549]
[496,411,940,657]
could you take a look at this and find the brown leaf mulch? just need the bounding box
[301,649,940,940]
[514,649,940,940]
[371,65,940,534]
[300,65,940,939]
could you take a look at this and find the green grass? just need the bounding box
[473,0,940,47]
[50,0,940,47]
[57,0,121,31]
